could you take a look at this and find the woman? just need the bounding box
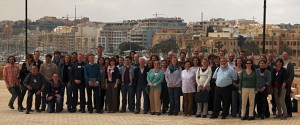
[255,60,271,119]
[98,57,106,112]
[146,60,153,69]
[231,57,243,117]
[19,54,34,111]
[240,59,257,120]
[147,60,164,115]
[271,58,288,120]
[195,58,212,118]
[104,57,110,69]
[214,56,220,67]
[208,54,217,112]
[160,60,170,114]
[182,61,197,117]
[59,54,73,112]
[191,57,200,73]
[105,57,120,113]
[165,57,182,116]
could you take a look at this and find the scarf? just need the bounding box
[169,66,177,73]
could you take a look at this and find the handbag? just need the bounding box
[194,89,209,103]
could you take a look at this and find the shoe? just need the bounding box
[195,115,201,118]
[143,110,148,114]
[89,110,93,113]
[21,106,26,110]
[261,116,265,119]
[281,116,287,120]
[241,117,247,120]
[41,108,45,111]
[248,117,255,120]
[18,107,23,112]
[157,112,161,116]
[183,114,187,116]
[202,115,207,118]
[162,110,166,114]
[8,104,14,109]
[129,110,134,112]
[120,110,126,113]
[150,112,155,115]
[221,116,226,119]
[210,116,218,119]
[272,112,277,116]
[25,110,30,114]
[174,112,178,116]
[81,109,85,113]
[231,114,237,118]
[287,114,292,117]
[134,110,140,114]
[36,109,41,112]
[274,115,281,119]
[168,112,173,115]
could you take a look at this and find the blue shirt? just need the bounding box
[84,63,101,85]
[212,66,237,87]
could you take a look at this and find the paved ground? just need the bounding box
[0,80,299,125]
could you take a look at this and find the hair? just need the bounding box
[191,56,200,67]
[26,54,34,62]
[179,51,186,56]
[240,50,245,54]
[147,60,153,68]
[245,59,255,70]
[219,50,225,54]
[139,57,146,62]
[260,54,267,61]
[119,56,124,61]
[34,50,40,55]
[235,57,244,68]
[45,54,52,59]
[125,56,131,60]
[54,51,61,56]
[97,45,103,49]
[276,58,284,67]
[185,60,191,65]
[72,52,78,56]
[109,57,117,66]
[97,57,105,65]
[258,60,267,65]
[207,54,216,60]
[201,58,209,64]
[7,56,16,63]
[150,55,160,61]
[89,54,95,57]
[63,54,71,65]
[169,57,180,69]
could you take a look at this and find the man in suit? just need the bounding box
[119,56,136,112]
[134,57,150,114]
[282,52,294,117]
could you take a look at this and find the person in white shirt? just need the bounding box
[195,58,212,118]
[228,52,236,69]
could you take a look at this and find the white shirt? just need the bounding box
[181,69,196,93]
[196,67,212,87]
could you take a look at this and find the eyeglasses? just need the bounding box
[246,63,252,64]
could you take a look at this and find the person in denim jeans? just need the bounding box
[232,57,244,117]
[166,57,182,116]
[47,74,64,113]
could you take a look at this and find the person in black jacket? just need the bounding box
[47,74,64,113]
[271,58,288,120]
[105,58,120,113]
[19,54,34,111]
[134,57,150,114]
[59,54,73,112]
[71,54,86,113]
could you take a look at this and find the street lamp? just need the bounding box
[25,0,28,55]
[262,0,267,54]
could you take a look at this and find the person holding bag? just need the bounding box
[195,58,212,118]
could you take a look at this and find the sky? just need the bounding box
[0,0,299,24]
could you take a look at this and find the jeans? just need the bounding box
[72,83,86,111]
[168,87,181,113]
[47,97,63,113]
[121,84,135,112]
[285,93,292,115]
[136,85,150,112]
[8,87,21,107]
[27,89,41,111]
[231,89,241,116]
[160,82,169,112]
[255,88,268,117]
[41,82,50,110]
[19,84,27,108]
[86,86,100,112]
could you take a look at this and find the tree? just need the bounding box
[240,40,260,55]
[206,26,214,37]
[215,41,223,52]
[118,42,145,54]
[238,35,246,47]
[150,38,179,54]
[279,43,292,54]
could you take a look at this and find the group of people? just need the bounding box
[3,46,295,121]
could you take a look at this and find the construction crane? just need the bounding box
[153,12,165,17]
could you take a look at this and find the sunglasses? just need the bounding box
[246,63,252,64]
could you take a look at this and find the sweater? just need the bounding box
[84,63,101,86]
[239,69,257,91]
[147,69,164,90]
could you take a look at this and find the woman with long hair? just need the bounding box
[59,54,73,112]
[160,60,169,114]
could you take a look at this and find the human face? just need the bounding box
[53,74,59,83]
[193,58,198,66]
[246,61,252,69]
[26,56,33,63]
[151,56,157,62]
[54,54,60,60]
[98,58,104,65]
[237,59,242,66]
[65,55,71,64]
[8,57,15,64]
[124,58,131,66]
[193,48,199,55]
[239,52,245,58]
[171,58,177,66]
[259,61,266,68]
[118,58,124,65]
[276,61,283,68]
[46,57,51,63]
[228,53,235,62]
[77,54,84,63]
[139,59,145,67]
[180,53,186,61]
[201,60,208,67]
[34,52,40,60]
[110,60,115,66]
[268,53,274,62]
[105,59,110,66]
[147,61,153,68]
[31,66,38,74]
[260,56,267,62]
[220,58,227,68]
[185,62,191,70]
[88,55,95,64]
[72,54,77,62]
[161,61,167,68]
[282,53,289,61]
[153,61,160,69]
[219,51,225,57]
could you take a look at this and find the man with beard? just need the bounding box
[227,52,236,69]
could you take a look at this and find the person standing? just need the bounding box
[98,57,106,113]
[232,57,244,117]
[47,74,64,113]
[33,51,43,70]
[240,59,257,120]
[24,65,47,114]
[3,56,21,111]
[211,57,237,119]
[272,58,288,120]
[71,53,86,113]
[147,60,164,115]
[39,54,58,111]
[195,58,212,118]
[160,60,170,114]
[84,54,101,113]
[134,57,150,114]
[105,58,120,113]
[282,52,294,117]
[166,57,182,116]
[255,60,271,119]
[182,61,197,117]
[19,54,34,111]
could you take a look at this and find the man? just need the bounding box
[47,73,64,113]
[179,52,186,69]
[71,53,87,113]
[165,51,174,65]
[219,50,225,58]
[71,52,78,64]
[84,53,90,63]
[39,54,58,111]
[33,50,43,70]
[282,52,294,117]
[117,56,125,109]
[24,65,47,114]
[3,56,21,111]
[52,51,62,68]
[211,57,237,119]
[97,45,104,58]
[228,52,236,69]
[199,52,205,62]
[268,53,277,116]
[120,56,136,112]
[84,54,101,113]
[132,54,139,67]
[192,48,200,58]
[134,57,150,114]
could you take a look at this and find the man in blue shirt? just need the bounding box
[211,57,237,119]
[84,54,101,113]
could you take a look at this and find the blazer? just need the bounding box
[285,62,294,94]
[134,67,150,88]
[271,67,287,96]
[119,65,136,85]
